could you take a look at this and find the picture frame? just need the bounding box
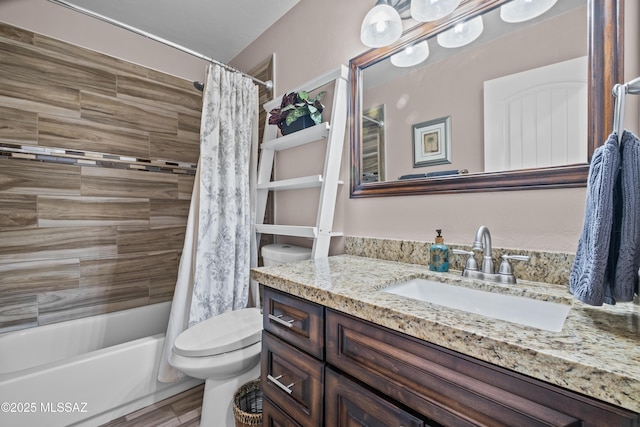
[412,116,451,168]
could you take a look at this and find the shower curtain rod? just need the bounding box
[47,0,273,90]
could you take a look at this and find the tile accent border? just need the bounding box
[344,236,575,286]
[0,142,197,176]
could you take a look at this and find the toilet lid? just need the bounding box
[173,307,262,357]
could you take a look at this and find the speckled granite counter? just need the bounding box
[251,255,640,413]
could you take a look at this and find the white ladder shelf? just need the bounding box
[256,65,348,259]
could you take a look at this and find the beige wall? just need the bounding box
[0,0,207,81]
[232,0,639,254]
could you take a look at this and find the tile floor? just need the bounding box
[99,384,204,427]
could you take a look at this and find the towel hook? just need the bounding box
[613,83,626,143]
[612,76,640,143]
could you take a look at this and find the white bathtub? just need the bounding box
[0,302,202,427]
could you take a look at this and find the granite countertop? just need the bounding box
[251,255,640,413]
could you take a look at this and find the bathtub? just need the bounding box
[0,302,202,427]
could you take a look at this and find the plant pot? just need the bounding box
[281,114,317,135]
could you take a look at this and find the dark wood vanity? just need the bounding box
[260,287,638,427]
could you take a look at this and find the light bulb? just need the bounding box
[411,0,461,22]
[500,0,558,23]
[390,40,430,67]
[436,15,484,48]
[361,4,403,48]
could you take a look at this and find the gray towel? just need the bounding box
[570,133,620,305]
[607,130,640,303]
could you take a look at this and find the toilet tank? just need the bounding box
[261,243,312,266]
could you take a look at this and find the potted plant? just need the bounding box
[268,90,326,135]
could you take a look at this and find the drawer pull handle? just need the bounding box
[267,374,294,395]
[268,313,294,328]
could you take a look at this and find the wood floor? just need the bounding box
[100,384,204,427]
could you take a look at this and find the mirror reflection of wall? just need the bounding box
[360,0,586,183]
[484,56,587,172]
[362,105,386,183]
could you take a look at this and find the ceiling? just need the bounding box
[52,0,300,63]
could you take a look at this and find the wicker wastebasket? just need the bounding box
[233,379,263,427]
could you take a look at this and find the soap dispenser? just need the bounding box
[430,229,449,272]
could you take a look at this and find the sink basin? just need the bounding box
[383,278,570,332]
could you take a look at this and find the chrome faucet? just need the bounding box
[471,225,494,274]
[453,225,530,285]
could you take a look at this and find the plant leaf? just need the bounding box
[310,110,322,125]
[313,91,327,102]
[285,109,307,126]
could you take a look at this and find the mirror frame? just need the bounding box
[350,0,623,197]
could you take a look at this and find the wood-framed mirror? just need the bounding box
[350,0,623,197]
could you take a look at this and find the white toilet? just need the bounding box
[170,307,263,426]
[262,243,312,266]
[170,243,311,426]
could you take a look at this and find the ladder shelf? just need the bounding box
[261,122,330,151]
[256,65,348,259]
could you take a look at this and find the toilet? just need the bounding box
[170,244,310,426]
[262,243,312,266]
[169,307,262,427]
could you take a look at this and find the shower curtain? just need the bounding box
[158,64,259,382]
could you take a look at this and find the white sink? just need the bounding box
[383,278,570,332]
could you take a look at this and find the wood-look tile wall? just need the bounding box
[0,22,202,333]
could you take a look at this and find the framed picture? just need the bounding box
[412,116,451,168]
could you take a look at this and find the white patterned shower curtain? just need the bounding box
[158,64,259,382]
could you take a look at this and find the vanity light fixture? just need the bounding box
[361,0,465,48]
[360,0,408,48]
[390,40,430,67]
[411,0,461,22]
[437,15,484,48]
[500,0,558,23]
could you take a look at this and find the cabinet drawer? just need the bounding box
[263,396,302,427]
[263,287,324,359]
[261,331,324,427]
[326,309,636,427]
[325,367,425,427]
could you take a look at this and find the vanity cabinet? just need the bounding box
[261,288,325,427]
[261,287,638,427]
[325,310,638,427]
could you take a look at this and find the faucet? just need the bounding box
[452,225,530,285]
[471,225,494,274]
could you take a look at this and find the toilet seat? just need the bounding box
[173,307,262,357]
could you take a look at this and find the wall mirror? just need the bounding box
[350,0,623,197]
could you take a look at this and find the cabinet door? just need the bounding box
[263,396,302,427]
[261,331,324,427]
[263,287,324,359]
[326,309,637,427]
[325,367,425,427]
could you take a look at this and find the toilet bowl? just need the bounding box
[170,307,263,426]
